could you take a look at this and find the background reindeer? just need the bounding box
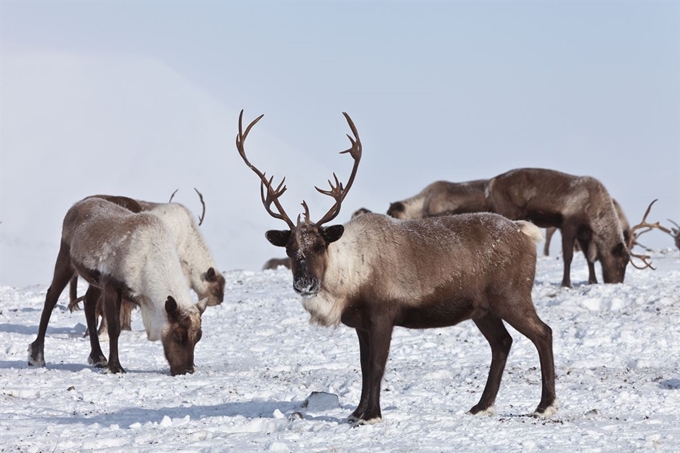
[28,197,209,375]
[387,179,489,219]
[236,110,557,424]
[389,169,630,288]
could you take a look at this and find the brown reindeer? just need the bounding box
[542,198,630,285]
[262,257,291,270]
[28,197,208,375]
[389,169,629,288]
[236,110,557,424]
[387,179,490,219]
[484,168,628,288]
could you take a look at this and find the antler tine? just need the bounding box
[236,110,295,230]
[169,189,178,203]
[314,112,362,227]
[627,199,673,270]
[193,188,206,226]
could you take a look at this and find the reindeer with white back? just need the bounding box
[66,193,225,365]
[236,110,557,424]
[28,197,209,376]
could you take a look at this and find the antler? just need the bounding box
[236,110,295,230]
[627,199,672,270]
[194,188,206,226]
[312,112,362,227]
[169,189,178,203]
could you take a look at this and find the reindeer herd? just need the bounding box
[28,111,679,425]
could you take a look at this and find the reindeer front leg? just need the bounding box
[102,284,125,374]
[350,319,393,425]
[560,226,577,288]
[348,328,371,422]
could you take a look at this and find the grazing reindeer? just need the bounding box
[262,257,291,270]
[28,197,209,375]
[387,179,490,219]
[236,110,557,424]
[390,170,630,287]
[484,168,629,288]
[69,194,224,336]
[543,198,630,285]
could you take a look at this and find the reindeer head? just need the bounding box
[162,296,208,376]
[198,267,225,306]
[236,110,361,298]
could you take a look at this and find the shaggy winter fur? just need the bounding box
[268,212,556,423]
[28,198,208,376]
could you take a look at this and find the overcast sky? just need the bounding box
[1,1,678,286]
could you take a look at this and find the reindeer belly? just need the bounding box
[396,298,478,329]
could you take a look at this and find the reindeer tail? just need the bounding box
[516,221,544,244]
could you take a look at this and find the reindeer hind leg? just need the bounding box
[503,306,557,417]
[28,242,75,366]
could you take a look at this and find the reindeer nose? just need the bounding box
[293,279,319,296]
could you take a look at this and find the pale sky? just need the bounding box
[1,1,678,286]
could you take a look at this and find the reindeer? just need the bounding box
[389,170,630,288]
[28,197,209,375]
[351,207,372,218]
[235,110,557,424]
[262,257,291,270]
[483,168,629,288]
[387,179,490,219]
[542,198,630,285]
[68,194,225,339]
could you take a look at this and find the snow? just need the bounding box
[1,250,679,452]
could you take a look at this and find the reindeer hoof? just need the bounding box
[533,400,559,418]
[27,343,45,367]
[106,364,126,374]
[88,355,108,367]
[468,404,496,416]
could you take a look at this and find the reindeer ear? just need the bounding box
[165,296,180,320]
[266,230,291,247]
[321,225,344,244]
[205,267,216,282]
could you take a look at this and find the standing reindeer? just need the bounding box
[236,110,556,424]
[28,197,209,376]
[389,169,630,288]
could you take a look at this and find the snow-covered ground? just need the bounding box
[1,250,679,452]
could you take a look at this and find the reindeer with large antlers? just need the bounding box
[236,110,556,424]
[627,199,677,269]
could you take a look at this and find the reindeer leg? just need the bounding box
[348,328,371,422]
[102,284,125,374]
[560,227,576,288]
[469,315,513,415]
[120,300,133,331]
[83,285,107,367]
[28,242,74,367]
[504,308,557,417]
[354,318,393,425]
[543,228,556,256]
